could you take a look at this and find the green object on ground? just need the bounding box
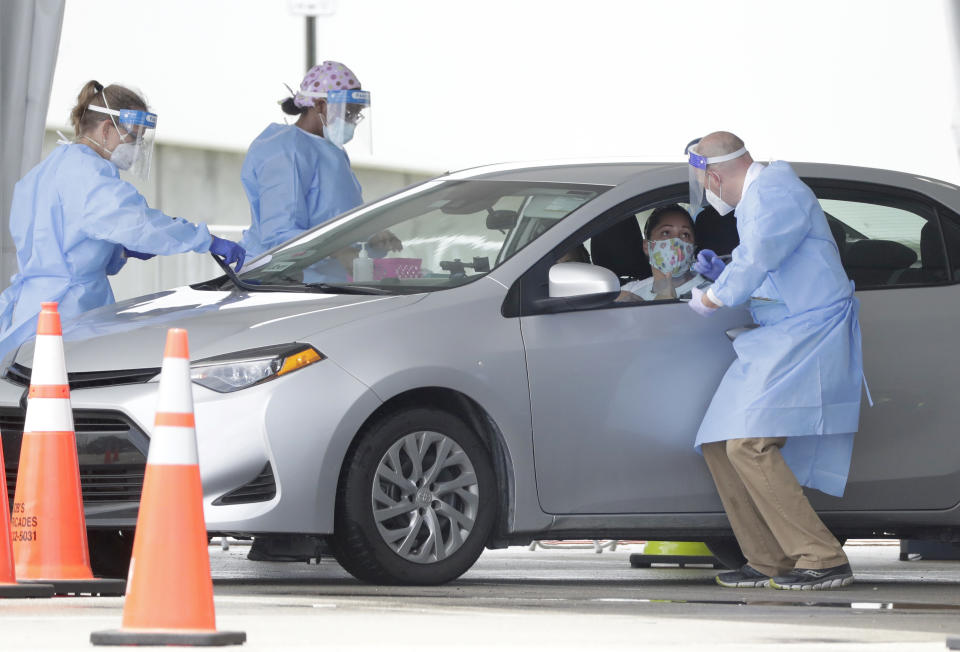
[642,541,714,557]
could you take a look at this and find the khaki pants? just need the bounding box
[702,437,847,577]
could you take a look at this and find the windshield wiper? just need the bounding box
[211,256,393,295]
[301,282,392,295]
[211,253,292,292]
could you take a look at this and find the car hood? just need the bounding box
[14,286,425,372]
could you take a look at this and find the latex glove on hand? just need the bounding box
[123,248,156,261]
[688,287,718,317]
[210,236,246,271]
[693,249,725,281]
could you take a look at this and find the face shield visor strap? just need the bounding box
[686,145,746,216]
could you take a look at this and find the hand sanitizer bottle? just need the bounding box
[352,243,374,282]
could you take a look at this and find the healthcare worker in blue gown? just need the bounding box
[0,80,245,360]
[240,61,370,259]
[686,131,867,591]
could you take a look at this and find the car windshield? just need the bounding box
[234,179,609,293]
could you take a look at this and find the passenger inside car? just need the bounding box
[618,204,710,302]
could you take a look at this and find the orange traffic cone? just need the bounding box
[11,302,124,596]
[0,434,53,598]
[91,328,245,646]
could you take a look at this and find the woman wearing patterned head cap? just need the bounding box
[240,61,370,258]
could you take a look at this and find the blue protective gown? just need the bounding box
[0,143,212,359]
[695,161,864,497]
[240,124,363,258]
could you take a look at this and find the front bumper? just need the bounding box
[0,356,381,535]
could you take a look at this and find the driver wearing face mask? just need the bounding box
[618,205,708,302]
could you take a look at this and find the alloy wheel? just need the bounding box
[371,430,480,564]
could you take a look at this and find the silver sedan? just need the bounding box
[2,160,958,584]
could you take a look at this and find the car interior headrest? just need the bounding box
[844,239,917,269]
[590,218,651,280]
[920,222,944,269]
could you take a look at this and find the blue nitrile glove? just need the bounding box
[210,236,246,271]
[123,248,156,261]
[693,249,725,281]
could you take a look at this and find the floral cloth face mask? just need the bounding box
[647,237,696,277]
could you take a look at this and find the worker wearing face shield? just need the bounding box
[685,131,867,591]
[240,61,372,259]
[0,80,244,360]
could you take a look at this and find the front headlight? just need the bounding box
[186,343,325,393]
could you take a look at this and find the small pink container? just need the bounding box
[373,257,422,280]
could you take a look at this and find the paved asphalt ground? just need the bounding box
[4,540,960,651]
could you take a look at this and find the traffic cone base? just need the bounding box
[19,577,124,596]
[0,582,55,598]
[91,629,246,647]
[92,328,243,645]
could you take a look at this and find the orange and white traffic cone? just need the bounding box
[0,434,53,598]
[91,328,245,646]
[12,302,124,596]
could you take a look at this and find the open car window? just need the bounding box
[237,180,608,294]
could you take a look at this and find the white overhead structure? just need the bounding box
[0,0,65,286]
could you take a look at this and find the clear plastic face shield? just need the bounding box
[686,139,746,216]
[86,104,158,179]
[322,89,371,152]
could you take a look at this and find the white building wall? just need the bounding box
[41,130,434,302]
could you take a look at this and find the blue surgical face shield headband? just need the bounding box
[686,141,747,216]
[297,88,372,152]
[84,103,158,179]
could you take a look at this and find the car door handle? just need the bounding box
[725,325,759,341]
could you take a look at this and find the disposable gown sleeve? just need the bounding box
[74,173,211,255]
[253,151,311,249]
[711,185,811,307]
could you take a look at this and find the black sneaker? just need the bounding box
[715,564,772,588]
[770,563,854,590]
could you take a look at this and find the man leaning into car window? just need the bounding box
[685,131,865,591]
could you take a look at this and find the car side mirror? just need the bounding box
[549,262,620,298]
[527,262,620,313]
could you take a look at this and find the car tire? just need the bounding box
[87,528,134,578]
[703,536,746,570]
[332,407,497,585]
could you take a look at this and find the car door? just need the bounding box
[802,180,960,511]
[517,197,752,515]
